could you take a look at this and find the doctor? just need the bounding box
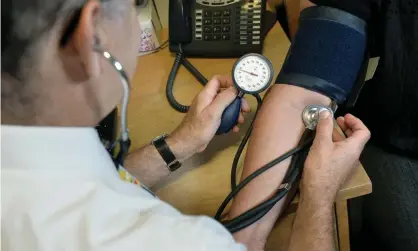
[1,0,370,251]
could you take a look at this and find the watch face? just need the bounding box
[168,161,182,172]
[153,134,169,143]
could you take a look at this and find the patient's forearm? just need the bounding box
[288,194,335,251]
[229,84,330,249]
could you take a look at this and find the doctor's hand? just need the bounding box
[301,112,370,206]
[170,75,251,156]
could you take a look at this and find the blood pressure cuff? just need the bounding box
[276,6,367,104]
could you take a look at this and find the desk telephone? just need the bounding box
[169,0,267,57]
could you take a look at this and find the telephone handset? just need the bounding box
[169,0,193,45]
[169,0,266,57]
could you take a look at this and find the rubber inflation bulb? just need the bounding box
[216,97,242,135]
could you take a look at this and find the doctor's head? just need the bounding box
[1,0,141,126]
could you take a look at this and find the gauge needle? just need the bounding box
[239,69,258,77]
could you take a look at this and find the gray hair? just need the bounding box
[1,0,124,79]
[1,0,129,121]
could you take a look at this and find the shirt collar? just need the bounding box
[1,125,117,175]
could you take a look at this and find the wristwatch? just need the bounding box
[151,134,181,172]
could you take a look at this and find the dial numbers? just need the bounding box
[233,55,273,93]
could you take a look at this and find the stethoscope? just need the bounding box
[96,46,338,232]
[166,52,337,232]
[96,46,336,169]
[94,45,131,168]
[61,4,335,233]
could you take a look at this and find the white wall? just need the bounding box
[154,0,169,28]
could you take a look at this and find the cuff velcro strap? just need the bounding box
[276,6,367,104]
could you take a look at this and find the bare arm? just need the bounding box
[229,84,330,249]
[124,135,195,188]
[231,0,370,248]
[288,195,335,251]
[229,1,327,248]
[289,111,370,251]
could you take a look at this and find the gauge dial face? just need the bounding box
[233,54,273,94]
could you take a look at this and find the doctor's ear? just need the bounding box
[59,0,103,80]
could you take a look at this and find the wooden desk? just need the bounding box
[129,24,372,251]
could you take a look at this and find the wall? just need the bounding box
[154,0,169,28]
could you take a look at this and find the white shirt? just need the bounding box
[1,126,245,251]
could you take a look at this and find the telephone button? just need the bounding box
[222,34,230,40]
[213,18,222,25]
[204,10,212,17]
[223,9,231,16]
[222,26,230,32]
[204,27,213,33]
[204,35,212,41]
[222,18,230,24]
[203,19,212,25]
[213,11,222,17]
[237,30,252,35]
[213,26,222,33]
[213,34,221,41]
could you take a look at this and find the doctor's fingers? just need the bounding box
[342,114,370,147]
[196,75,235,109]
[241,98,251,113]
[201,75,234,97]
[336,117,353,137]
[239,113,245,123]
[205,86,237,118]
[313,110,334,147]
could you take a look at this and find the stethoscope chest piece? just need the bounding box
[302,104,334,130]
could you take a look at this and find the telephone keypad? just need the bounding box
[213,11,222,17]
[223,10,231,16]
[191,2,263,53]
[200,8,232,41]
[233,3,263,45]
[213,18,222,25]
[222,26,230,32]
[222,34,230,40]
[212,34,221,40]
[203,19,212,25]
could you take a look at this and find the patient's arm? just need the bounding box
[229,84,330,250]
[229,1,333,249]
[230,0,371,248]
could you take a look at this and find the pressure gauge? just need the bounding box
[217,54,274,134]
[232,53,274,95]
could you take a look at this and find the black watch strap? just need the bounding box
[152,134,181,172]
